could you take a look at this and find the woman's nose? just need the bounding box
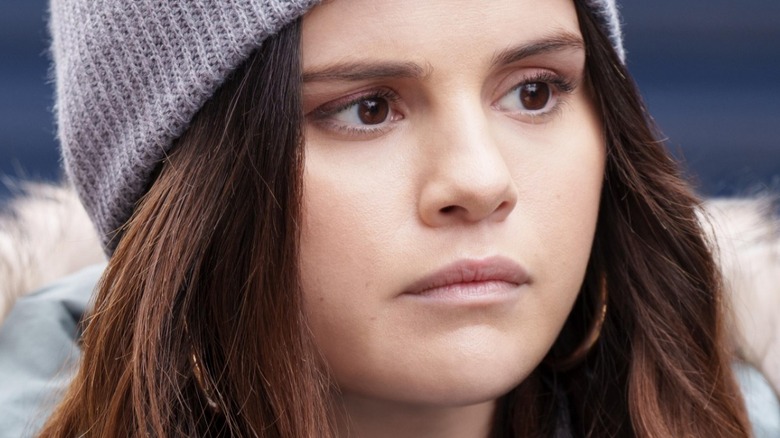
[417,109,519,227]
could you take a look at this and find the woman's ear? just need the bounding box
[703,197,780,395]
[0,181,104,325]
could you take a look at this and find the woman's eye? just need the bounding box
[307,90,402,139]
[494,69,579,119]
[333,97,391,126]
[518,82,551,111]
[497,81,554,115]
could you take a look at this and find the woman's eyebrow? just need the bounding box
[302,32,584,84]
[490,32,585,68]
[302,61,429,83]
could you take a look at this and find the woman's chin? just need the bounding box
[336,350,537,409]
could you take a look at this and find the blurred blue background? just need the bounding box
[1,0,779,204]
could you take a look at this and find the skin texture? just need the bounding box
[299,0,605,436]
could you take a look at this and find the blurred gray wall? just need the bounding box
[1,0,60,201]
[624,0,780,196]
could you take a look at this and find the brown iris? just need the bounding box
[358,98,390,125]
[519,82,551,111]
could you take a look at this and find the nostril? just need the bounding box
[440,205,457,214]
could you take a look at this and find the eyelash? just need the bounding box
[307,71,577,137]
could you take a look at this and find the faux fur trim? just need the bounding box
[0,182,104,323]
[704,198,780,393]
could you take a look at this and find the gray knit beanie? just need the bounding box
[50,0,624,254]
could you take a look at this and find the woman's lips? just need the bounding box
[403,256,530,301]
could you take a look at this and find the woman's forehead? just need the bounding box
[301,0,582,68]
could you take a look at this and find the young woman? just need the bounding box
[14,0,756,436]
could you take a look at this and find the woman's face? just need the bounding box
[300,0,604,409]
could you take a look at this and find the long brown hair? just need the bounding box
[40,19,335,437]
[40,3,750,437]
[501,1,750,436]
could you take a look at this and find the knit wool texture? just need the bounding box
[50,0,624,254]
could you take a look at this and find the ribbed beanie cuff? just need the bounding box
[50,0,320,252]
[50,0,623,255]
[585,0,624,62]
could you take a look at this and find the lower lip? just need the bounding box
[402,280,522,304]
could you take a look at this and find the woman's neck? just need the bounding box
[334,395,497,438]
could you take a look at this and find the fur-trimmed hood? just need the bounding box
[0,183,104,321]
[703,198,780,393]
[1,183,778,394]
